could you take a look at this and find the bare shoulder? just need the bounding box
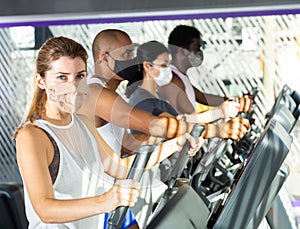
[16,123,47,142]
[159,72,185,94]
[171,72,185,90]
[16,123,51,158]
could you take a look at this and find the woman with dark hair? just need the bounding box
[126,41,247,133]
[126,41,179,122]
[123,40,251,227]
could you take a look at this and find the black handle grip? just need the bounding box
[107,145,155,229]
[171,124,206,180]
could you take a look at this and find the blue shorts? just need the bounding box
[103,209,137,229]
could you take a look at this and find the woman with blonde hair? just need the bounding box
[14,36,202,228]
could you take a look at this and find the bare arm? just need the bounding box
[79,115,201,177]
[81,113,250,179]
[121,131,163,156]
[178,100,241,123]
[120,112,176,155]
[158,73,195,114]
[158,74,239,122]
[78,83,195,138]
[157,71,251,113]
[16,125,139,224]
[78,84,138,129]
[193,85,227,106]
[202,117,250,140]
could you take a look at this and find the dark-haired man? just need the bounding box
[77,29,251,228]
[159,25,253,114]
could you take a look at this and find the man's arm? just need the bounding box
[194,86,254,112]
[121,131,163,156]
[193,85,227,106]
[78,83,194,138]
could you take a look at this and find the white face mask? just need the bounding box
[45,78,89,113]
[187,50,204,67]
[153,67,173,87]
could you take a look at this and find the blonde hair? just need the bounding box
[14,36,88,137]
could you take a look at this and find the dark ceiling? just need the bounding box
[1,0,300,27]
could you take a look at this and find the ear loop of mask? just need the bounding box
[103,52,115,73]
[147,62,158,80]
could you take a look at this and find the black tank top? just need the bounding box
[41,129,60,184]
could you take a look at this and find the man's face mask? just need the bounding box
[45,77,89,113]
[108,53,139,82]
[187,50,204,67]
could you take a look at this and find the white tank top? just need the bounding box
[87,77,106,87]
[23,114,114,229]
[87,77,124,153]
[170,64,197,110]
[87,77,167,228]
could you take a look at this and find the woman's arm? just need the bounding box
[16,124,139,224]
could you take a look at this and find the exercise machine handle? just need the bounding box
[107,144,155,229]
